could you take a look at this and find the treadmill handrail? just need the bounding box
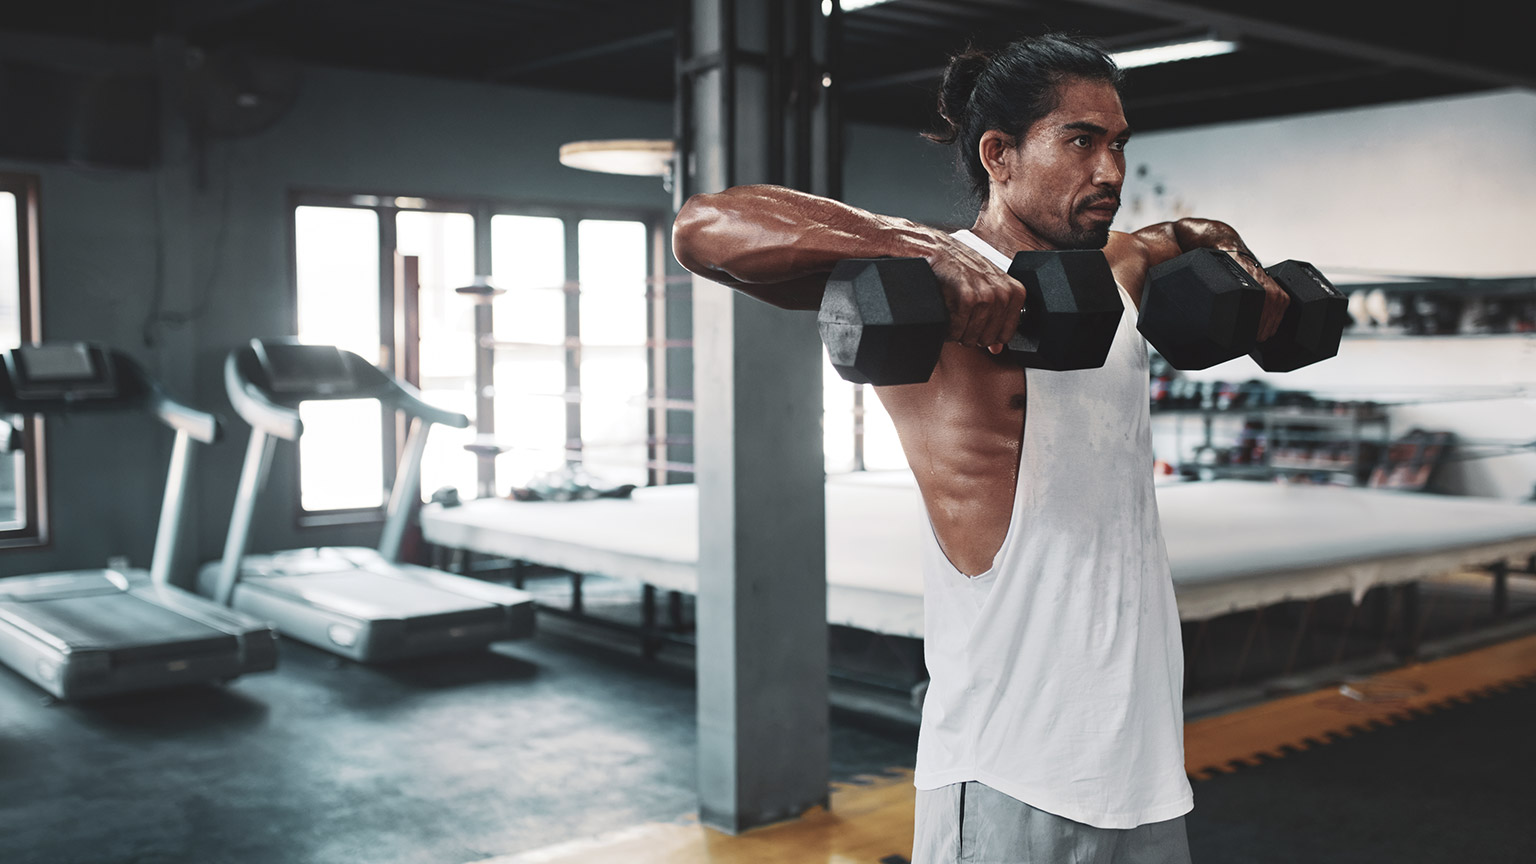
[230,339,469,429]
[0,344,221,445]
[0,343,224,591]
[112,351,222,444]
[147,383,222,445]
[392,376,471,430]
[225,348,304,440]
[0,417,19,453]
[213,340,470,596]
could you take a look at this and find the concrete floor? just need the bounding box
[0,620,915,864]
[1,569,1529,864]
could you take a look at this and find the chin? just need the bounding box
[1066,226,1112,250]
[1031,217,1112,251]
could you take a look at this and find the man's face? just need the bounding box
[994,78,1130,250]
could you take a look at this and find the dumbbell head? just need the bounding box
[1138,247,1265,370]
[1003,250,1123,371]
[1250,260,1347,372]
[819,257,948,386]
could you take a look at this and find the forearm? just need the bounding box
[1128,218,1260,270]
[1132,217,1288,342]
[672,185,942,287]
[1170,218,1260,265]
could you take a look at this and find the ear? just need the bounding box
[978,130,1018,184]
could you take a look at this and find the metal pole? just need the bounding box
[215,430,276,605]
[380,415,431,562]
[148,430,193,587]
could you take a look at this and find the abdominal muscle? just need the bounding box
[875,342,1028,578]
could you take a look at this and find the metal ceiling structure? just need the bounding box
[3,0,1532,133]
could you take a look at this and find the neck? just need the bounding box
[969,199,1054,258]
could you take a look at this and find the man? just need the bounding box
[672,33,1285,864]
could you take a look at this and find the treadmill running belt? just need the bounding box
[0,594,235,661]
[251,570,498,620]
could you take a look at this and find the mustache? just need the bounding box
[1077,193,1120,213]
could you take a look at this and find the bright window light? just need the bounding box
[397,209,477,502]
[824,0,897,15]
[0,190,20,529]
[1111,38,1239,70]
[294,205,384,511]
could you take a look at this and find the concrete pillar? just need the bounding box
[677,0,840,834]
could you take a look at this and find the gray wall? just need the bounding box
[1118,89,1536,279]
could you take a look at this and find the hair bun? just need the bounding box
[928,47,992,145]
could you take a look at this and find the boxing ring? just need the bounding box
[420,476,1536,642]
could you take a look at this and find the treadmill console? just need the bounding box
[253,342,357,396]
[4,343,118,401]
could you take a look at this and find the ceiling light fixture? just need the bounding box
[558,139,675,177]
[824,0,898,15]
[1111,37,1239,70]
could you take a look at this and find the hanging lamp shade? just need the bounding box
[558,139,674,177]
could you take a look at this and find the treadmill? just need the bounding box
[197,339,535,662]
[0,342,278,700]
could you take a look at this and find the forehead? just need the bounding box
[1036,78,1127,134]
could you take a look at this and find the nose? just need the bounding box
[1093,148,1125,189]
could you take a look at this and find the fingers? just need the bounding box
[1228,251,1289,344]
[960,282,1026,348]
[1256,274,1289,342]
[933,250,1028,350]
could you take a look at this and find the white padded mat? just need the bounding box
[421,477,1536,636]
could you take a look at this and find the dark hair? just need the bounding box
[927,33,1123,202]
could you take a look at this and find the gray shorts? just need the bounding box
[913,781,1192,864]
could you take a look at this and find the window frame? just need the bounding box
[0,172,47,549]
[288,189,669,523]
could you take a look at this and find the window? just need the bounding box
[292,193,664,514]
[490,214,568,488]
[823,356,907,473]
[575,219,651,487]
[489,214,655,491]
[0,173,44,547]
[396,210,477,500]
[293,205,384,513]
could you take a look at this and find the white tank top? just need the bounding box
[911,230,1193,829]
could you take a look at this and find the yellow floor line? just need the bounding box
[482,770,918,864]
[1184,632,1536,780]
[483,633,1536,864]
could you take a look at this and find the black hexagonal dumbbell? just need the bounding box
[1138,248,1347,372]
[1137,247,1266,370]
[1249,260,1348,372]
[818,251,1124,386]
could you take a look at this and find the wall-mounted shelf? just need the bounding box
[1169,403,1391,486]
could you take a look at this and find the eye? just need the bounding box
[1111,139,1128,152]
[1072,135,1092,148]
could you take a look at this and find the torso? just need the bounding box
[877,231,1147,576]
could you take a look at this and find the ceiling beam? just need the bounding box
[1123,66,1397,111]
[844,23,1203,93]
[1060,0,1536,90]
[489,28,672,80]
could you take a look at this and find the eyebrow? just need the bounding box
[1062,121,1134,139]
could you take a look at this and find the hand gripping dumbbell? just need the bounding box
[818,251,1124,386]
[1136,248,1348,371]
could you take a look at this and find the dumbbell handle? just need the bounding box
[820,251,1122,386]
